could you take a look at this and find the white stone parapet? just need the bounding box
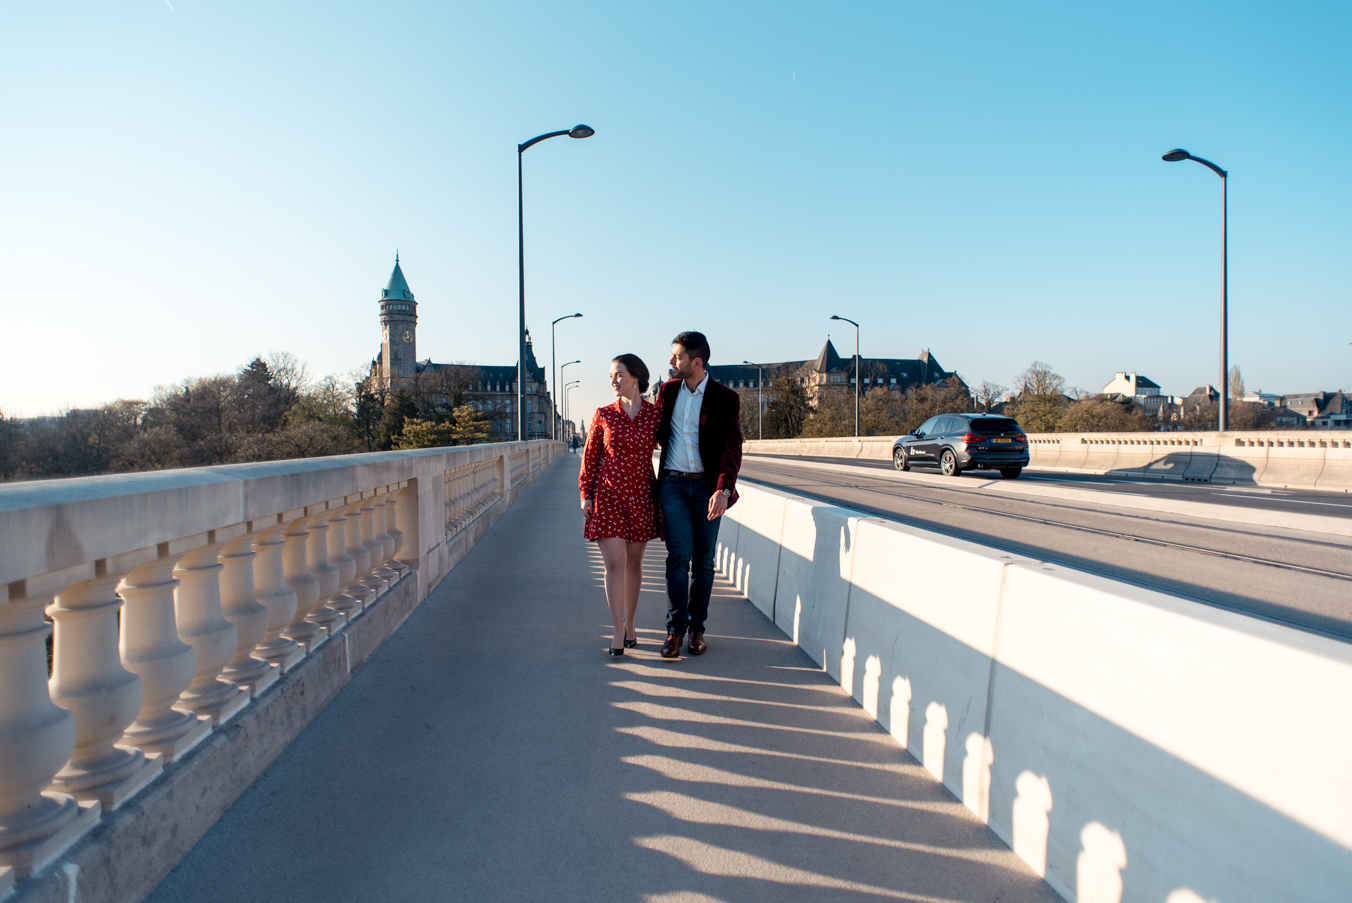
[742,430,1352,490]
[0,440,563,896]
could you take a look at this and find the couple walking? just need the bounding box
[578,331,743,659]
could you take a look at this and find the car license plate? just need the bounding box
[993,438,1012,443]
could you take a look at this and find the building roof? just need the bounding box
[1316,391,1349,417]
[415,333,546,385]
[707,345,954,390]
[381,255,415,302]
[812,339,846,373]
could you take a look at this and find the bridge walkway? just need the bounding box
[145,458,1056,903]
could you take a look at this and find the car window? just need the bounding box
[938,416,959,434]
[970,418,1020,434]
[916,417,940,436]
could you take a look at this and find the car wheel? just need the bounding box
[894,448,910,471]
[1000,466,1022,479]
[940,449,960,477]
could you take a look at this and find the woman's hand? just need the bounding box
[582,498,594,517]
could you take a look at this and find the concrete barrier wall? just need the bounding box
[745,431,1352,490]
[717,479,1352,903]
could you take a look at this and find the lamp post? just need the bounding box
[1162,148,1229,432]
[830,315,860,437]
[560,358,581,426]
[742,360,764,441]
[551,313,583,439]
[564,380,580,434]
[517,124,594,441]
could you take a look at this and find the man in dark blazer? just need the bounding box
[655,331,743,658]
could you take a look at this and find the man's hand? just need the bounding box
[582,498,593,517]
[707,490,728,521]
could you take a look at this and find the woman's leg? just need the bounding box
[598,537,628,649]
[623,541,648,640]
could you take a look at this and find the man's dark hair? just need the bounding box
[611,353,650,393]
[672,331,711,368]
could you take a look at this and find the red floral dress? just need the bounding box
[579,398,662,542]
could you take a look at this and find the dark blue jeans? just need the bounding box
[659,476,723,637]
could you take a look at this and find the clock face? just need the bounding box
[401,331,414,344]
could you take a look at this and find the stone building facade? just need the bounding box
[703,338,957,418]
[369,257,555,440]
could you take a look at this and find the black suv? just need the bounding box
[893,413,1029,478]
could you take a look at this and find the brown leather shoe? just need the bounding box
[688,632,707,655]
[660,634,682,659]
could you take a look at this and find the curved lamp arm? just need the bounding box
[520,125,595,154]
[1162,149,1227,179]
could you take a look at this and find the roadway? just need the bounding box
[741,455,1352,641]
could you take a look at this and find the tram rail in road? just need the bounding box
[738,453,1352,642]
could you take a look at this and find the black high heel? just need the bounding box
[608,647,625,656]
[624,636,638,649]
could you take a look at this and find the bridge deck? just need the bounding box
[146,458,1056,903]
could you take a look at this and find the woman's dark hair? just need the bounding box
[672,330,711,368]
[612,353,650,393]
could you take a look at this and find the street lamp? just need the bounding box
[551,313,583,439]
[829,315,860,438]
[742,360,764,441]
[561,358,581,420]
[517,124,595,441]
[564,380,580,433]
[1162,147,1229,432]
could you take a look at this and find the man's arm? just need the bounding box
[707,388,743,519]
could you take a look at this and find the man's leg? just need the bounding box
[659,478,696,639]
[687,483,721,644]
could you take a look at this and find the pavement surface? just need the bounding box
[741,455,1352,640]
[145,456,1057,903]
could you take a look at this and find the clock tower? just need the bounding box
[378,254,418,387]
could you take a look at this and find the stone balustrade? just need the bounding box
[743,430,1352,491]
[0,440,561,895]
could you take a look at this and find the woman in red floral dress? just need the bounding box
[579,354,662,656]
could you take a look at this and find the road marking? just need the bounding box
[1211,493,1352,509]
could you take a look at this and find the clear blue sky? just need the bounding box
[2,1,1349,420]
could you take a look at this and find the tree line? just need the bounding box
[0,354,495,482]
[737,361,1291,439]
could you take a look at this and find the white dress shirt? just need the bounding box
[666,374,708,473]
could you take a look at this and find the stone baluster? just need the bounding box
[303,510,345,637]
[48,572,162,812]
[217,531,279,698]
[249,524,305,673]
[280,517,326,652]
[118,555,211,763]
[172,541,249,727]
[356,497,390,597]
[383,485,409,577]
[323,503,365,621]
[341,499,378,610]
[0,580,100,878]
[369,492,403,583]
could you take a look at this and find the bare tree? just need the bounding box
[1015,361,1066,397]
[975,381,1006,413]
[266,351,312,407]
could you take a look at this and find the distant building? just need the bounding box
[1286,391,1352,429]
[1241,389,1284,407]
[1181,385,1219,416]
[1099,371,1181,418]
[704,339,959,418]
[369,256,554,440]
